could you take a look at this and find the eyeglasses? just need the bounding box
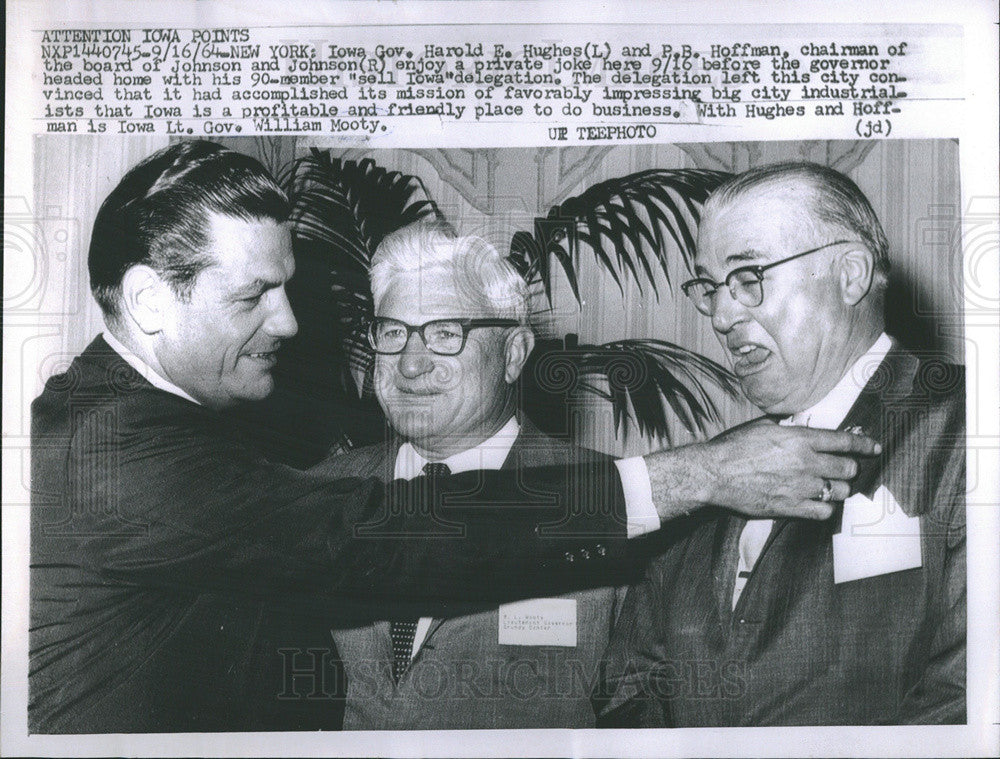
[681,239,857,316]
[367,317,520,356]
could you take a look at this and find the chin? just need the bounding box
[742,383,787,415]
[749,393,799,417]
[234,377,275,403]
[385,409,437,439]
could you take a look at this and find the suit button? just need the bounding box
[595,544,607,557]
[580,549,591,560]
[563,552,575,563]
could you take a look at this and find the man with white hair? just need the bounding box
[599,162,966,726]
[321,222,636,728]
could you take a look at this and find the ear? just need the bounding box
[838,246,875,306]
[120,265,171,335]
[503,326,535,384]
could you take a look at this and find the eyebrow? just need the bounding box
[724,249,764,265]
[231,277,282,297]
[693,249,763,277]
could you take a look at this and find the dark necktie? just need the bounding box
[389,618,419,682]
[421,461,451,480]
[389,461,451,682]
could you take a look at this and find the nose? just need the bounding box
[709,285,747,336]
[396,331,435,379]
[264,286,298,339]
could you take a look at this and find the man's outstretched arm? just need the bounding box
[327,419,881,610]
[73,399,878,609]
[643,419,881,522]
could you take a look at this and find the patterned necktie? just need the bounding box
[389,461,451,681]
[389,618,419,682]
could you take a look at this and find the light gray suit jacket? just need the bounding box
[320,422,631,729]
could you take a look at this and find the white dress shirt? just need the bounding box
[732,332,893,608]
[103,330,200,405]
[393,416,522,482]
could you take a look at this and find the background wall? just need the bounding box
[30,136,964,457]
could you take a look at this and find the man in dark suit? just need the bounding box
[319,224,634,728]
[30,143,880,732]
[598,162,966,726]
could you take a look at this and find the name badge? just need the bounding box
[833,485,922,584]
[498,598,577,647]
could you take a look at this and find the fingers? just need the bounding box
[763,477,850,521]
[821,478,852,502]
[769,482,841,519]
[735,471,851,519]
[780,500,837,521]
[802,427,882,456]
[695,422,876,521]
[809,452,859,481]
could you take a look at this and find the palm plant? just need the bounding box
[508,168,730,303]
[508,168,738,444]
[280,151,444,397]
[261,148,737,462]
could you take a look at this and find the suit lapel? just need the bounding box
[371,440,408,666]
[712,515,743,626]
[837,346,918,501]
[500,419,560,470]
[715,346,916,622]
[720,515,795,623]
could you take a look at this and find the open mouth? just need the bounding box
[729,342,772,376]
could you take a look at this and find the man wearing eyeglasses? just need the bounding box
[318,222,640,728]
[598,162,966,726]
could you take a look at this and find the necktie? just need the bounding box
[421,461,451,480]
[389,619,419,682]
[389,461,451,681]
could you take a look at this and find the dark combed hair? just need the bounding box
[88,140,290,322]
[707,161,890,285]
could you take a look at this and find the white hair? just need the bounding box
[369,222,530,323]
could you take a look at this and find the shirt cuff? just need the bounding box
[614,457,659,538]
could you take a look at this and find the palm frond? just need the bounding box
[278,149,444,381]
[509,169,732,304]
[522,335,739,444]
[266,154,738,457]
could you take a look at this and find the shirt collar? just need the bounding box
[783,332,892,429]
[393,416,521,480]
[102,330,201,406]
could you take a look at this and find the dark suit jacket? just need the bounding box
[317,423,636,729]
[30,337,633,733]
[598,347,966,726]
